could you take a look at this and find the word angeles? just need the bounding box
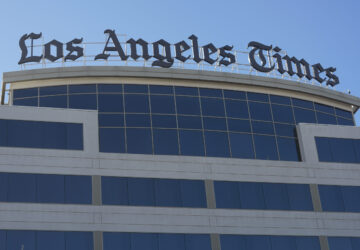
[18,30,339,86]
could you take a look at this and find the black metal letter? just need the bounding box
[247,41,274,72]
[44,39,64,62]
[188,34,202,63]
[272,47,286,74]
[18,32,43,64]
[127,38,151,61]
[152,39,174,68]
[312,63,326,83]
[175,40,190,62]
[95,29,129,61]
[282,55,312,80]
[65,38,83,61]
[203,43,218,65]
[325,67,339,87]
[219,45,235,66]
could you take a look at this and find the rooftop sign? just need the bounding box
[18,30,339,87]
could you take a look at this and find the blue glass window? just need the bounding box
[179,130,205,156]
[40,95,67,108]
[37,231,65,250]
[40,85,67,96]
[126,114,151,127]
[272,104,294,123]
[296,237,321,250]
[131,233,158,250]
[221,235,246,250]
[337,117,354,126]
[175,86,198,96]
[275,124,296,137]
[205,131,230,157]
[270,95,291,105]
[125,94,149,113]
[124,84,148,93]
[98,94,123,112]
[335,108,353,119]
[252,121,274,135]
[224,90,246,100]
[246,235,271,250]
[98,84,123,93]
[185,234,211,250]
[292,98,313,109]
[153,129,179,155]
[319,185,345,212]
[176,96,200,115]
[315,137,332,162]
[0,231,5,250]
[294,107,316,123]
[247,92,269,102]
[203,117,227,131]
[328,237,353,250]
[238,182,265,209]
[215,181,241,208]
[65,232,93,250]
[37,174,65,203]
[0,173,7,201]
[65,175,92,204]
[341,186,360,212]
[287,184,313,210]
[315,103,335,114]
[128,178,155,206]
[13,97,38,106]
[177,116,202,129]
[253,135,278,160]
[69,84,96,93]
[99,128,125,153]
[263,183,290,210]
[102,177,128,205]
[126,128,152,154]
[150,85,173,94]
[155,179,182,207]
[225,100,249,119]
[229,133,254,159]
[159,234,185,250]
[7,173,36,202]
[315,137,360,163]
[152,115,177,128]
[249,102,272,121]
[13,88,38,98]
[180,180,206,208]
[270,236,297,250]
[0,119,83,150]
[200,88,222,98]
[316,112,337,125]
[151,95,175,114]
[227,119,251,133]
[104,233,130,250]
[69,94,97,109]
[7,231,36,250]
[277,137,300,161]
[98,114,124,127]
[201,98,225,117]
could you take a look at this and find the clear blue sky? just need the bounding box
[1,0,359,123]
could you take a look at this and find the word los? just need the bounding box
[18,30,339,86]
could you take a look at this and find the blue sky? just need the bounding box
[1,0,359,122]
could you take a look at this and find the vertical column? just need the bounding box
[205,180,216,209]
[93,231,103,250]
[309,184,322,212]
[92,175,102,205]
[319,236,330,250]
[210,234,221,250]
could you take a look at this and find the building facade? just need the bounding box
[0,66,360,250]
